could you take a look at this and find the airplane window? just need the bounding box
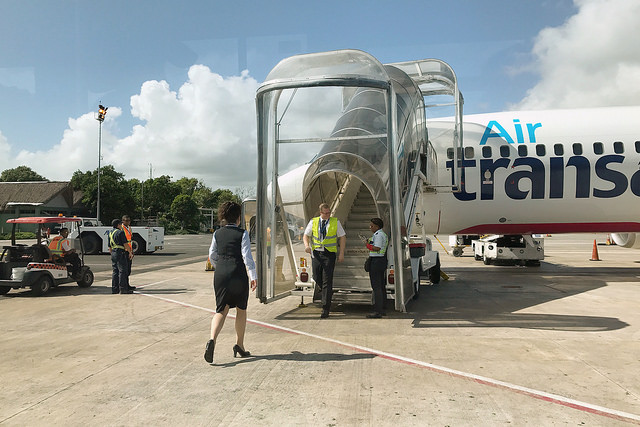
[482,146,492,158]
[572,143,583,155]
[499,145,510,157]
[593,142,603,155]
[446,147,454,159]
[635,141,640,153]
[613,141,624,154]
[464,147,474,158]
[517,145,528,157]
[554,144,564,156]
[536,144,546,156]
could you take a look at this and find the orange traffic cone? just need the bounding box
[589,239,601,261]
[606,235,611,245]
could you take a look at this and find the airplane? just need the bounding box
[423,105,640,249]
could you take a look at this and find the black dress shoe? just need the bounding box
[204,339,215,363]
[366,312,383,318]
[233,344,251,358]
[320,310,329,319]
[112,289,120,294]
[120,289,134,294]
[128,286,136,290]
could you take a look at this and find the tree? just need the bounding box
[175,177,203,196]
[169,194,201,231]
[71,165,135,223]
[211,188,240,209]
[0,166,47,182]
[141,175,181,217]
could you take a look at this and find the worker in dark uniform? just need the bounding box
[109,219,134,294]
[365,217,389,318]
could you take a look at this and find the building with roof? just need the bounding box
[0,181,88,233]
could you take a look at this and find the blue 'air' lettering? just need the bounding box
[479,120,542,145]
[446,155,640,201]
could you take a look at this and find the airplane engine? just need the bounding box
[610,233,640,249]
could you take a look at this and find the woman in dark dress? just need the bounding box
[204,202,257,364]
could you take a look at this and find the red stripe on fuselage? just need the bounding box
[454,222,640,235]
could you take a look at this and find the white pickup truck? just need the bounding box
[64,218,164,255]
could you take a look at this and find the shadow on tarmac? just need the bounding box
[407,267,632,332]
[214,351,376,367]
[274,266,633,332]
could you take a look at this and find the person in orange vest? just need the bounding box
[48,227,81,277]
[121,215,135,284]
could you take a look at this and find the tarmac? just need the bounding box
[1,233,639,426]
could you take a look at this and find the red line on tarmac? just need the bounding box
[137,292,640,424]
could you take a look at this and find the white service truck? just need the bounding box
[472,234,544,266]
[64,218,164,255]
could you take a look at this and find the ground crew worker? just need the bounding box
[303,203,346,318]
[48,227,81,277]
[109,219,134,294]
[365,217,388,318]
[121,215,134,280]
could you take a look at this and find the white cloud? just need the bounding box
[1,65,259,189]
[515,0,640,110]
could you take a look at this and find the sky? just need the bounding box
[1,0,639,190]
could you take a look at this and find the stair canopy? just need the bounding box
[256,49,435,311]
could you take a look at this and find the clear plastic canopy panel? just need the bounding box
[256,50,426,308]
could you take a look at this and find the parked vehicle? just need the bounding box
[0,217,94,296]
[63,217,164,255]
[472,234,544,266]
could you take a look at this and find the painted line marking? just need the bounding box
[134,277,178,290]
[136,291,640,424]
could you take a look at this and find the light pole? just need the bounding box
[96,104,108,223]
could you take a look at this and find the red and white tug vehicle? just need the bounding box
[0,217,94,296]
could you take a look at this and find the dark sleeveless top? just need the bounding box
[213,226,249,311]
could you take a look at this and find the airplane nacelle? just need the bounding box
[610,233,640,249]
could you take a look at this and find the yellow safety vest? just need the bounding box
[109,229,125,250]
[311,217,338,252]
[48,236,64,256]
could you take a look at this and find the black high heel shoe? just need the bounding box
[233,344,251,358]
[204,339,215,363]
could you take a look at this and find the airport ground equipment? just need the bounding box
[254,50,463,311]
[449,234,480,257]
[472,234,544,266]
[0,217,94,296]
[64,217,164,255]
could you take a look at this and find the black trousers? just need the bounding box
[63,252,81,274]
[369,256,387,314]
[312,250,336,311]
[111,250,130,292]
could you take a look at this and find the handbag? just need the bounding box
[364,257,371,272]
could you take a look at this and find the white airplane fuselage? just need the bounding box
[423,106,640,236]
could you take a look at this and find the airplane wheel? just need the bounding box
[77,269,94,287]
[31,275,53,296]
[452,247,463,257]
[0,286,10,295]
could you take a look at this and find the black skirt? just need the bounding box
[213,256,249,312]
